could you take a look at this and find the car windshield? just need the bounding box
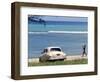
[50,48,61,51]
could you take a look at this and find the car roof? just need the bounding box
[45,47,61,49]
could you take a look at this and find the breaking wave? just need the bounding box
[28,31,88,34]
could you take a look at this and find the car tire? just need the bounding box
[39,55,50,62]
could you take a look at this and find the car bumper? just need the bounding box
[48,56,66,60]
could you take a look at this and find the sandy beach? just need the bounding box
[28,55,87,63]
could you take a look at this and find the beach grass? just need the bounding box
[28,59,88,66]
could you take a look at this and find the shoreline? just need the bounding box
[28,55,88,63]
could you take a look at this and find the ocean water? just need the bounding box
[28,18,88,58]
[28,33,87,58]
[28,21,87,32]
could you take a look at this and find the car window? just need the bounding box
[50,48,61,51]
[45,49,48,52]
[43,49,48,53]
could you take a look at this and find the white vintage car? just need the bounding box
[39,47,66,62]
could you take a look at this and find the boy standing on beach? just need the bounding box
[82,44,87,57]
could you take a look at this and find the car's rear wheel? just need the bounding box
[39,55,50,62]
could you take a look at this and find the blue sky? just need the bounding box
[29,15,87,22]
